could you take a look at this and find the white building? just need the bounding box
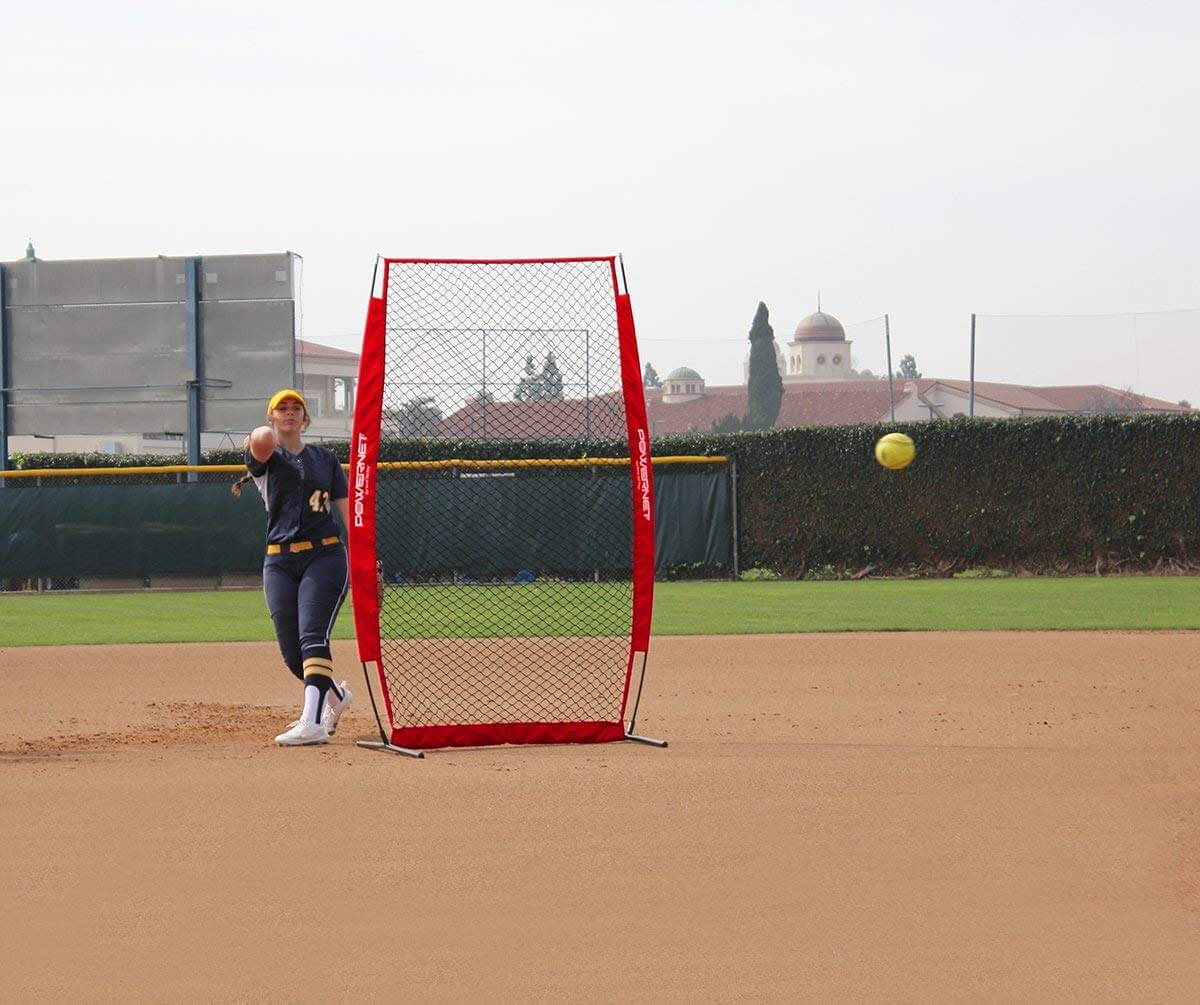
[295,339,359,441]
[740,308,857,383]
[783,310,854,381]
[661,366,706,403]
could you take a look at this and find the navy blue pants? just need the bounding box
[262,544,349,681]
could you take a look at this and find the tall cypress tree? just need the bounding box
[745,301,783,429]
[540,352,564,400]
[514,354,538,401]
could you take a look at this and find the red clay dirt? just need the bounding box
[2,632,1198,1002]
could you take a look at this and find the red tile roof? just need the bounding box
[646,380,896,434]
[437,380,900,439]
[297,338,359,362]
[923,379,1189,414]
[439,393,628,440]
[435,377,1190,440]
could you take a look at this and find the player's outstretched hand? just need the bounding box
[248,425,277,463]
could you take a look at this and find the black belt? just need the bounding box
[266,536,341,555]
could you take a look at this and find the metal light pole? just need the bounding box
[884,313,895,422]
[969,313,976,417]
[184,257,203,479]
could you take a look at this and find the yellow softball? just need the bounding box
[874,432,916,470]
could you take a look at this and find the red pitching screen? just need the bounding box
[348,257,654,749]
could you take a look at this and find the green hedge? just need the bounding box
[652,414,1200,577]
[12,437,633,471]
[15,413,1200,576]
[11,451,199,469]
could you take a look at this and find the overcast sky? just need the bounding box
[5,0,1198,401]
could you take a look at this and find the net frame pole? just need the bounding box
[623,651,666,747]
[357,739,427,757]
[625,733,669,748]
[354,660,425,758]
[0,262,9,481]
[615,257,666,749]
[615,268,661,737]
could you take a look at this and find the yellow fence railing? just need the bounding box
[0,455,729,480]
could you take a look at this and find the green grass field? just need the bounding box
[1,577,1198,647]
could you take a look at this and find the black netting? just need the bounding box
[376,260,633,727]
[0,468,269,586]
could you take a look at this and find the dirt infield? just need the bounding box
[2,632,1198,1002]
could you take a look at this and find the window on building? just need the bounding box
[334,377,349,412]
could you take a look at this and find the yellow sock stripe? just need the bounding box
[302,657,334,680]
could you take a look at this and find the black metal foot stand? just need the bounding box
[356,738,425,759]
[624,732,668,748]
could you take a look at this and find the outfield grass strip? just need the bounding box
[1,577,1198,647]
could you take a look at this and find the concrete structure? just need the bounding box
[7,337,360,455]
[0,252,299,445]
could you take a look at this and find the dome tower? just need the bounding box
[785,307,852,382]
[662,366,705,403]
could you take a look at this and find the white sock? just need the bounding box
[301,684,323,724]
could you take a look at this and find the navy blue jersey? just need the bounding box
[245,443,349,545]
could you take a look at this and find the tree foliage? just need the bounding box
[710,413,745,434]
[895,354,922,379]
[744,302,783,430]
[389,396,442,436]
[514,352,566,401]
[1080,387,1146,413]
[643,362,662,388]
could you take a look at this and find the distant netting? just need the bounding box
[376,260,634,733]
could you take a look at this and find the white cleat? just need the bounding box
[323,682,353,735]
[274,718,330,746]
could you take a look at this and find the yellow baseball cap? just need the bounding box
[266,388,307,416]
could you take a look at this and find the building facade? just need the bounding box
[295,339,359,441]
[7,337,360,455]
[783,310,854,381]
